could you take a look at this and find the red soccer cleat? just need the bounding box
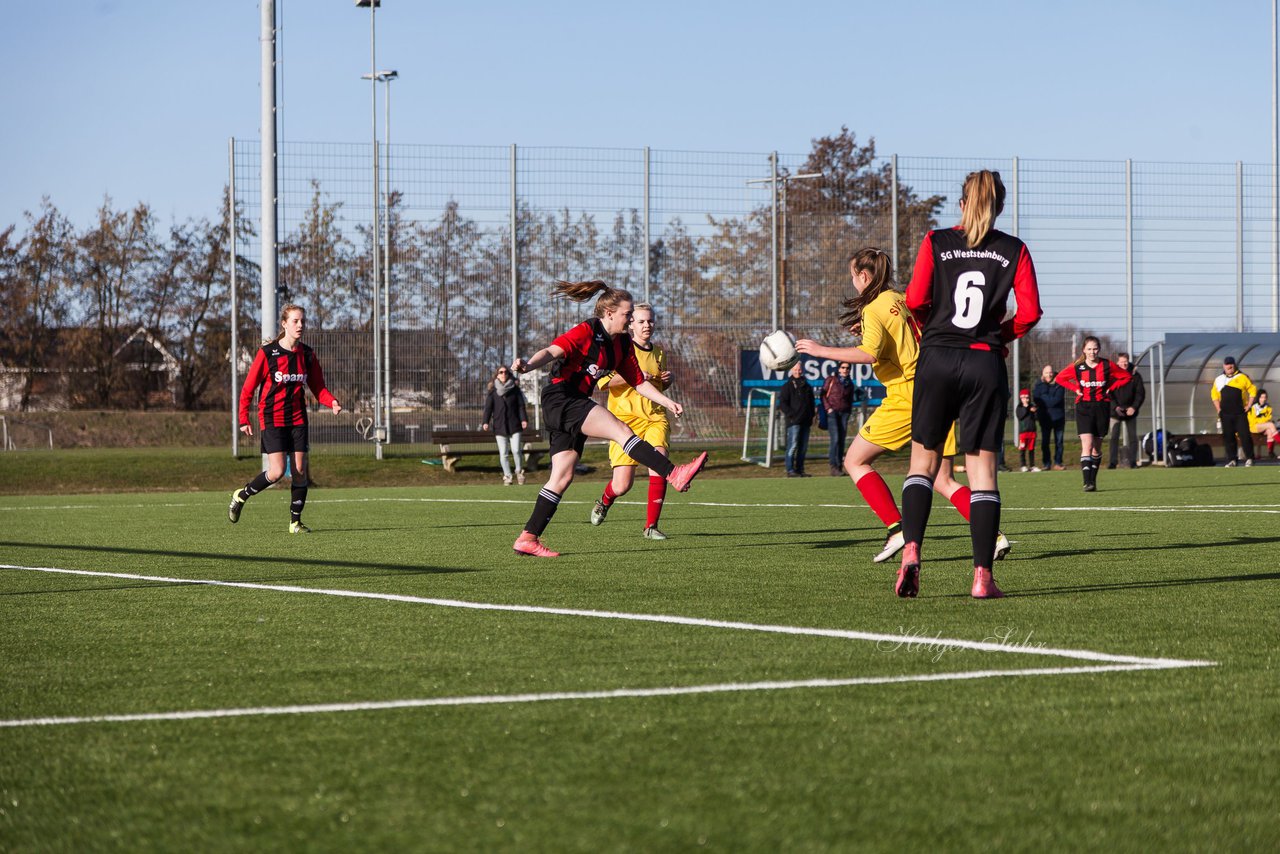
[513,531,560,558]
[971,566,1005,599]
[895,542,920,598]
[666,451,708,493]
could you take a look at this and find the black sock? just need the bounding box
[1080,456,1092,486]
[290,484,308,523]
[621,436,675,478]
[901,475,934,548]
[969,490,1001,568]
[238,471,276,501]
[524,487,562,537]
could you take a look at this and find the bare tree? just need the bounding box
[0,201,76,410]
[72,199,157,407]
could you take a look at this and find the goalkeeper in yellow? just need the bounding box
[589,303,674,539]
[796,247,1010,564]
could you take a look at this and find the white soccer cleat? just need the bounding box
[873,529,905,564]
[995,531,1011,561]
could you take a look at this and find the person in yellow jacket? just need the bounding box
[1248,388,1277,458]
[1211,356,1257,466]
[589,303,675,539]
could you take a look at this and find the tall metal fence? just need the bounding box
[230,141,1280,453]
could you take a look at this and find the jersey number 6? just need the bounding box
[951,270,986,329]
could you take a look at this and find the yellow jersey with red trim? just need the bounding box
[598,342,668,423]
[857,290,920,390]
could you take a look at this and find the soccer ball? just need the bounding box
[760,330,798,371]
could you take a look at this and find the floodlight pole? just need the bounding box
[357,0,384,457]
[363,69,399,441]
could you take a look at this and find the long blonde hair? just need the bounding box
[838,248,896,329]
[553,280,633,317]
[264,303,305,346]
[959,170,1006,248]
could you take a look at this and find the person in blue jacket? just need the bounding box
[1032,363,1066,470]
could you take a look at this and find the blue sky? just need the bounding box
[2,1,1275,229]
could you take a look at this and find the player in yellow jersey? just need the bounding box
[589,303,675,539]
[796,247,1010,564]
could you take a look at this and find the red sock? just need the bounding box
[601,482,619,508]
[646,475,666,529]
[854,471,901,527]
[949,485,972,521]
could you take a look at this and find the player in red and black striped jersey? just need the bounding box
[228,304,342,533]
[898,170,1043,599]
[508,280,708,558]
[1054,337,1130,492]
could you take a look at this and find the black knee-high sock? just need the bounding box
[969,490,1001,568]
[1080,456,1092,486]
[900,475,935,547]
[238,471,277,501]
[621,436,675,478]
[1091,454,1102,485]
[524,487,562,537]
[290,484,308,523]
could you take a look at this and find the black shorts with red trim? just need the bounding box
[540,384,594,457]
[911,346,1009,453]
[261,425,309,455]
[1074,401,1110,437]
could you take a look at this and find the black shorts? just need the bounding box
[1075,402,1110,437]
[261,425,309,455]
[540,385,594,457]
[911,347,1009,453]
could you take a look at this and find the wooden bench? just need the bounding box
[427,429,549,474]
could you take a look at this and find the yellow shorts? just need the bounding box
[609,416,671,468]
[858,383,957,455]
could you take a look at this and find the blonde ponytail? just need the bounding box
[959,170,1006,248]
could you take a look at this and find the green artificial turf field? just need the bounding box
[1,462,1277,851]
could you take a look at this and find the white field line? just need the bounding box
[0,562,1216,729]
[0,663,1192,729]
[2,563,1215,669]
[5,497,1280,513]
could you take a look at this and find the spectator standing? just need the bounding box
[1015,389,1038,471]
[1211,356,1257,467]
[821,362,856,476]
[779,361,815,477]
[1032,363,1066,470]
[1107,352,1146,469]
[481,366,530,485]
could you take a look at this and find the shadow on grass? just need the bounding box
[937,568,1280,599]
[0,540,477,577]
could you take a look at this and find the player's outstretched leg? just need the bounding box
[666,451,708,493]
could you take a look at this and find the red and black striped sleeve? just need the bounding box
[1107,361,1132,393]
[239,348,269,427]
[305,348,337,409]
[615,339,645,388]
[1054,364,1079,394]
